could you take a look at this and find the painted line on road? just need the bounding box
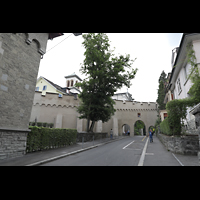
[122,140,135,149]
[172,153,184,166]
[142,136,146,141]
[138,137,149,166]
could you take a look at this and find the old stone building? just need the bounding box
[0,33,63,160]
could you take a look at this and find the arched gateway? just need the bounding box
[100,100,158,136]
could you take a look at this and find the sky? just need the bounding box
[38,33,183,102]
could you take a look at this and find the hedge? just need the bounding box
[26,126,77,153]
[160,117,171,136]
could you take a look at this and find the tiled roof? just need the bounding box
[42,77,68,94]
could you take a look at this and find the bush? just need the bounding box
[26,127,77,153]
[166,98,196,135]
[160,117,171,136]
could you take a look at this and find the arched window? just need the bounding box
[67,80,70,87]
[71,80,73,87]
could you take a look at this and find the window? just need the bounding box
[164,113,168,119]
[71,80,73,87]
[177,78,182,94]
[67,81,70,87]
[35,87,39,91]
[138,113,141,117]
[58,94,62,98]
[43,85,47,90]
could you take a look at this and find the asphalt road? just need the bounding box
[41,136,147,166]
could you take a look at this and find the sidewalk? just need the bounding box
[144,136,199,166]
[0,136,125,166]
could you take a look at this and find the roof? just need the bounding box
[169,33,200,86]
[48,33,64,40]
[39,76,68,94]
[64,72,82,81]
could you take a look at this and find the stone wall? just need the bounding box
[0,129,28,159]
[158,133,199,155]
[0,33,49,160]
[77,132,108,143]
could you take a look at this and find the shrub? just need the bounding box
[166,98,196,135]
[160,117,171,136]
[26,127,77,153]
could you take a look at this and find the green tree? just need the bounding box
[134,120,145,135]
[76,33,138,132]
[156,70,167,111]
[187,43,200,104]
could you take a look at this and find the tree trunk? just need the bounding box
[89,121,95,132]
[87,117,90,132]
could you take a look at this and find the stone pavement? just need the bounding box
[0,136,125,166]
[144,135,199,166]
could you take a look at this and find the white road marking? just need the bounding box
[122,140,135,149]
[138,137,149,166]
[172,153,184,166]
[145,153,154,155]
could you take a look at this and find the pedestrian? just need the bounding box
[110,128,113,139]
[127,130,130,136]
[149,129,153,143]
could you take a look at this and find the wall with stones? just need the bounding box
[158,133,199,155]
[0,33,49,160]
[0,33,48,130]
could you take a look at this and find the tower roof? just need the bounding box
[64,72,82,81]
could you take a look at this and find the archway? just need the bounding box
[134,120,146,135]
[122,124,130,136]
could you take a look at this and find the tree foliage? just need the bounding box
[187,43,200,104]
[76,33,138,132]
[156,70,167,111]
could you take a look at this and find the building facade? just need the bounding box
[166,33,200,130]
[30,90,158,137]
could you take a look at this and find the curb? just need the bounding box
[26,136,126,166]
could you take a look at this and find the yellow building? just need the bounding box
[36,76,68,97]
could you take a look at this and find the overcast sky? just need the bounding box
[38,33,183,102]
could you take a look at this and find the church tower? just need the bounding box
[65,72,82,94]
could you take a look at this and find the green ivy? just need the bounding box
[166,98,196,135]
[26,127,77,153]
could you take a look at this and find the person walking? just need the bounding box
[149,129,153,143]
[110,129,113,139]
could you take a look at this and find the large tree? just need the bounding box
[76,33,138,132]
[156,70,167,111]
